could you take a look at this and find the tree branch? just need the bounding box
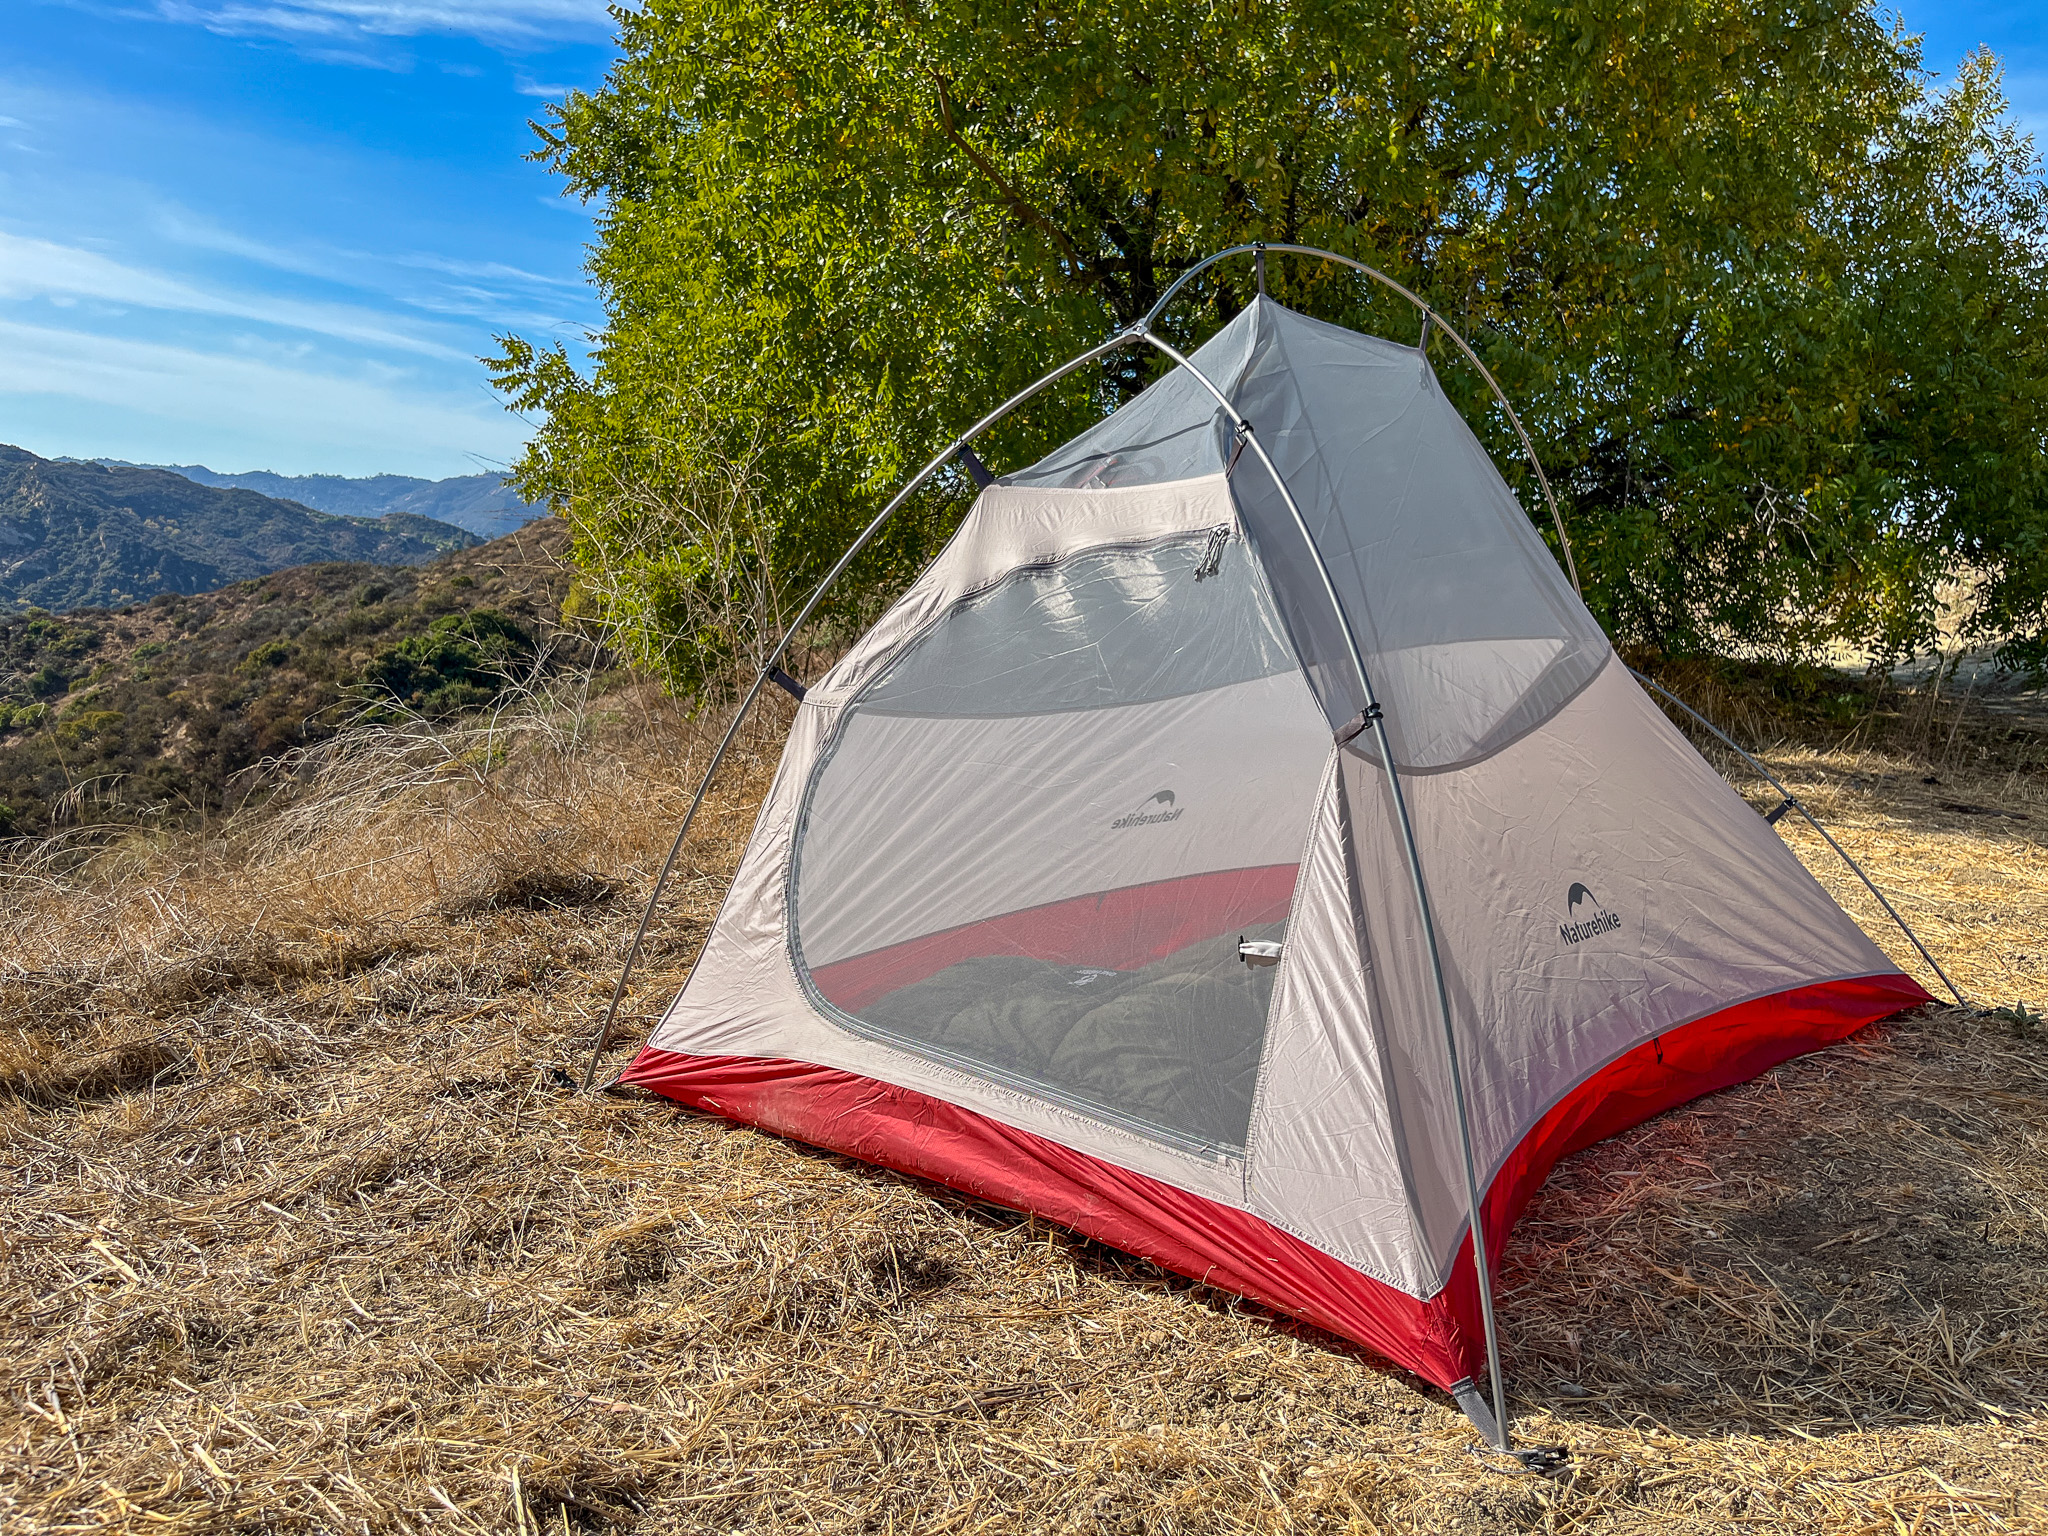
[930,74,1085,272]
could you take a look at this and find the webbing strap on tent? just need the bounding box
[957,445,995,489]
[1629,666,1966,1007]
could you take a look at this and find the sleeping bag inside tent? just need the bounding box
[620,291,1931,1422]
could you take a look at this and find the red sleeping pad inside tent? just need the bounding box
[623,970,1929,1389]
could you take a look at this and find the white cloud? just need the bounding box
[151,0,612,45]
[0,317,525,475]
[0,231,470,358]
[391,249,585,289]
[150,206,341,282]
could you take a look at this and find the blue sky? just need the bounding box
[0,2,2042,481]
[0,1,613,478]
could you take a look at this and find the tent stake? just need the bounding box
[579,330,1145,1092]
[1628,667,1967,1007]
[1137,327,1514,1452]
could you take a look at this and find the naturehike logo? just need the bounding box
[1559,881,1622,946]
[1111,789,1184,830]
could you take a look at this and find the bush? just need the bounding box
[357,611,537,719]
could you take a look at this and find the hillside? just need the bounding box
[0,518,571,837]
[129,462,546,541]
[0,446,480,614]
[0,666,2040,1532]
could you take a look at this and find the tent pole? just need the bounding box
[1142,243,1579,595]
[1136,328,1514,1453]
[579,669,769,1091]
[578,331,1144,1092]
[1628,667,1967,1007]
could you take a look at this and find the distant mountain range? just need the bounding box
[101,460,548,541]
[1,445,481,614]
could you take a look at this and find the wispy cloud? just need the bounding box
[391,250,585,289]
[0,231,471,358]
[0,318,523,475]
[148,206,586,316]
[150,0,612,45]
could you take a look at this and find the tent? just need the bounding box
[604,246,1940,1448]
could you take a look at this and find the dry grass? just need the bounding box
[1,666,2043,1534]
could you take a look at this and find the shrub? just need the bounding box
[357,610,537,719]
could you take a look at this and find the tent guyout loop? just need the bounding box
[580,252,1947,1455]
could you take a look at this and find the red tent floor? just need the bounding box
[622,971,1930,1391]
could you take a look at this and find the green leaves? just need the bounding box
[357,611,537,720]
[494,0,2048,681]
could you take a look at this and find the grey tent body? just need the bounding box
[611,259,1935,1447]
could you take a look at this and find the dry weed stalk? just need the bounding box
[0,672,2041,1534]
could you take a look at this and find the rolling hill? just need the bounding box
[0,519,571,837]
[124,461,547,541]
[1,445,479,615]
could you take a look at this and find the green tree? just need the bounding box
[492,1,2048,682]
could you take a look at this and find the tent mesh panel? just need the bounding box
[791,530,1332,1153]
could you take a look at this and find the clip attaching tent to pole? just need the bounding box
[1225,420,1253,475]
[957,445,995,489]
[767,665,807,702]
[1763,796,1794,825]
[1254,243,1267,297]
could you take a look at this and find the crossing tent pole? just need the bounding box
[1134,327,1514,1452]
[1141,243,1580,595]
[578,331,1145,1093]
[1628,668,1968,1008]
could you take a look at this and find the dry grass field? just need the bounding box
[1,659,2043,1534]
